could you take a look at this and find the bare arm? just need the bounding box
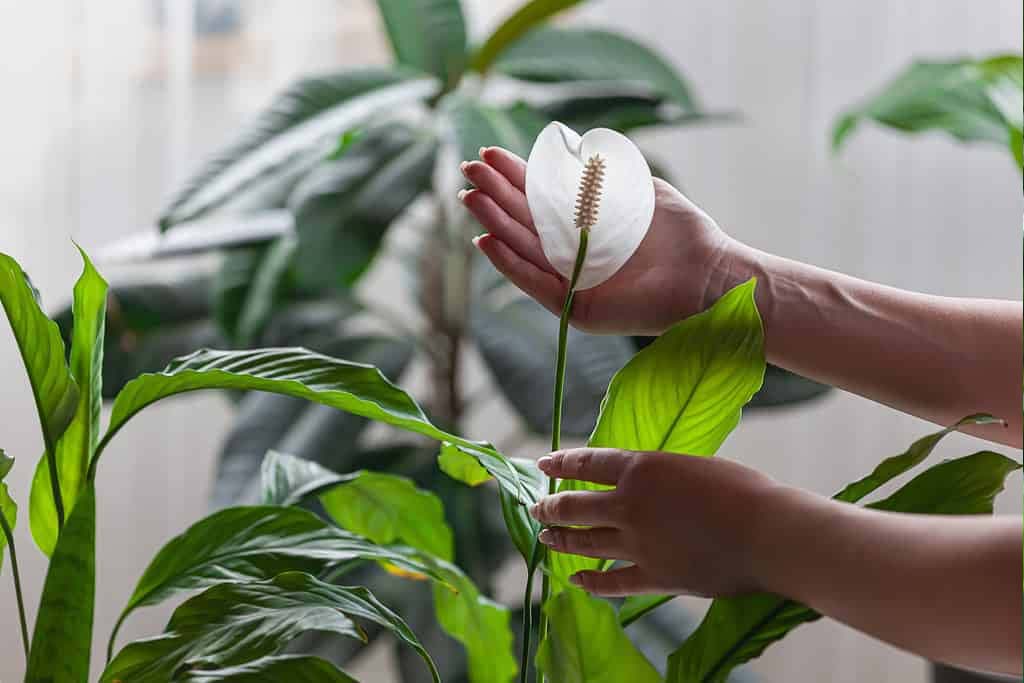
[759,486,1023,675]
[709,241,1022,447]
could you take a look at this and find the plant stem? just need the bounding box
[0,508,30,658]
[518,545,538,683]
[45,446,65,531]
[536,229,590,683]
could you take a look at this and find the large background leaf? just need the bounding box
[666,449,1022,683]
[25,484,96,683]
[494,27,701,113]
[288,124,436,290]
[159,69,438,228]
[374,0,467,86]
[833,55,1024,171]
[176,655,358,683]
[470,0,585,75]
[30,248,107,556]
[104,572,438,683]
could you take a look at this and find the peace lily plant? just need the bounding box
[1,1,1020,679]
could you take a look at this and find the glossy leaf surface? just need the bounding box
[30,247,107,555]
[105,572,438,683]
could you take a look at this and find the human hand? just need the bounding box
[460,147,734,336]
[529,448,784,598]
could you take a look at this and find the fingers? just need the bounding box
[538,526,631,561]
[460,189,552,274]
[480,146,527,192]
[461,160,534,231]
[537,448,635,486]
[530,490,620,526]
[473,234,565,314]
[571,565,653,597]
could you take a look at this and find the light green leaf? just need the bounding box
[109,505,454,657]
[176,655,359,683]
[214,235,298,346]
[431,563,518,683]
[321,470,455,562]
[832,55,1023,169]
[288,124,436,290]
[549,280,764,588]
[470,0,585,75]
[666,450,1022,683]
[30,246,107,556]
[494,28,700,111]
[0,253,79,509]
[26,484,96,683]
[589,278,765,455]
[104,572,438,683]
[261,450,355,506]
[500,486,542,568]
[0,448,11,480]
[329,127,365,160]
[439,442,541,505]
[438,444,492,486]
[159,69,438,228]
[0,481,16,573]
[537,587,661,683]
[95,347,512,484]
[374,0,467,85]
[619,594,673,628]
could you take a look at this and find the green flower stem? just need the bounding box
[535,228,590,683]
[518,544,539,683]
[0,508,30,658]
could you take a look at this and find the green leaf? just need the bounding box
[214,236,299,346]
[374,0,467,85]
[212,336,412,508]
[666,449,1022,683]
[0,251,79,475]
[619,594,673,628]
[470,0,585,75]
[537,89,717,134]
[159,69,438,228]
[98,346,490,471]
[589,278,765,456]
[30,247,108,556]
[329,128,366,160]
[442,96,541,161]
[321,470,455,561]
[834,413,1002,504]
[175,655,359,683]
[439,442,541,505]
[104,572,439,683]
[438,445,492,486]
[494,28,700,111]
[499,485,542,567]
[0,448,12,480]
[109,505,455,657]
[0,481,16,572]
[832,55,1023,164]
[536,587,661,683]
[470,292,635,437]
[431,563,518,683]
[288,124,436,290]
[261,450,355,506]
[26,484,96,683]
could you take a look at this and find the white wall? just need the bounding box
[0,1,1020,681]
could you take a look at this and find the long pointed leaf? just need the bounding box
[26,484,96,683]
[375,0,467,85]
[104,572,438,683]
[261,450,356,506]
[470,0,585,75]
[175,655,359,683]
[159,70,438,228]
[30,247,108,556]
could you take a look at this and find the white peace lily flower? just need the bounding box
[525,121,655,290]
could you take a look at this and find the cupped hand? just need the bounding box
[529,448,784,598]
[460,147,732,335]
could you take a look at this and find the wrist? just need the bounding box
[700,236,764,311]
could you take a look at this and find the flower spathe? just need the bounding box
[525,122,655,290]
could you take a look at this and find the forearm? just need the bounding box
[706,239,1022,447]
[757,488,1023,675]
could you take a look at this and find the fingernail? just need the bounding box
[478,146,488,158]
[459,160,470,173]
[569,574,583,586]
[538,528,553,545]
[457,189,468,201]
[537,456,552,471]
[471,235,483,247]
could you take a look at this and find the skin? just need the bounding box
[459,146,1023,676]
